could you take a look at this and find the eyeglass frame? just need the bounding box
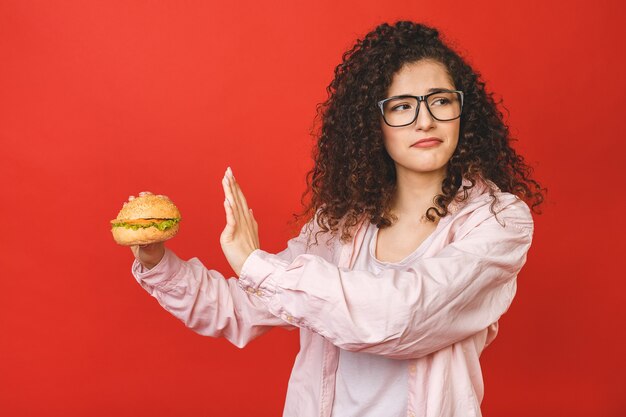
[377,89,464,127]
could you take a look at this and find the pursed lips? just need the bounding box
[411,137,443,147]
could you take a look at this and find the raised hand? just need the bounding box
[220,167,260,276]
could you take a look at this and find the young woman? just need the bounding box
[130,21,544,417]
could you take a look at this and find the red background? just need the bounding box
[1,1,625,416]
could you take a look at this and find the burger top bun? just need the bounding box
[115,193,181,220]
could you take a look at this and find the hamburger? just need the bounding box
[111,192,181,246]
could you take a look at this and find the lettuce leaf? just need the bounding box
[111,218,180,231]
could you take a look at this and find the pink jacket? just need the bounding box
[132,178,534,417]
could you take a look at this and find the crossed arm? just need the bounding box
[132,168,533,358]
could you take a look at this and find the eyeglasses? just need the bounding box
[377,90,464,127]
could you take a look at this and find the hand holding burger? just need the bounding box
[111,191,181,269]
[130,241,165,271]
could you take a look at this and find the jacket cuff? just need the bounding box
[132,248,184,291]
[239,249,289,296]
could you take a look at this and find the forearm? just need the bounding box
[133,248,292,348]
[238,209,533,359]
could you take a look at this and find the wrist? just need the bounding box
[139,244,165,270]
[235,248,257,276]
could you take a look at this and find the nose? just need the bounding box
[414,100,436,130]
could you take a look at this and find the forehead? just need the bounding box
[387,60,455,96]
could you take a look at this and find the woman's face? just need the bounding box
[381,60,460,179]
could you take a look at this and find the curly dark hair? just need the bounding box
[295,21,545,243]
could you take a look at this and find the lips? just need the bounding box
[411,137,443,147]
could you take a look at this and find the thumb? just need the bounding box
[221,198,237,243]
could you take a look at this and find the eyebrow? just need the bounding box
[389,88,455,98]
[426,87,455,93]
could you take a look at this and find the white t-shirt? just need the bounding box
[331,221,439,417]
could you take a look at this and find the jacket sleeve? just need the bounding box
[237,198,534,359]
[131,225,317,348]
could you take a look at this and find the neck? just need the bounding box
[390,166,447,222]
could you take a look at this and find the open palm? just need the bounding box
[220,167,260,276]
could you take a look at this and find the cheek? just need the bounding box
[382,136,405,162]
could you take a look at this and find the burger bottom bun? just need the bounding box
[112,224,179,246]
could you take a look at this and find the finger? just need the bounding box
[226,168,257,244]
[249,208,258,232]
[228,169,254,232]
[236,184,257,238]
[232,175,251,214]
[249,208,257,225]
[222,174,242,241]
[222,198,237,241]
[222,174,240,223]
[140,243,156,251]
[224,198,236,227]
[226,168,247,222]
[249,208,260,247]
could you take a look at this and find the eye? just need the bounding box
[390,102,414,112]
[429,97,451,107]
